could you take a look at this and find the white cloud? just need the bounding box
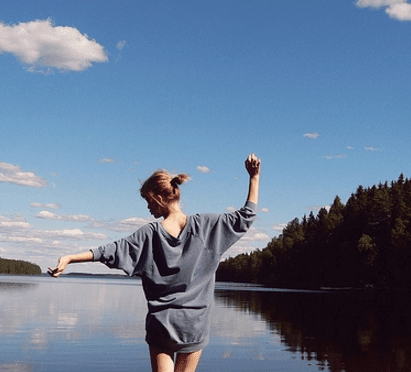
[347,145,355,150]
[42,229,108,240]
[36,211,92,222]
[221,227,271,259]
[0,18,108,73]
[356,0,406,8]
[323,154,347,160]
[30,202,61,209]
[226,206,271,214]
[241,227,271,242]
[0,216,32,230]
[116,40,127,51]
[365,145,383,151]
[196,165,211,173]
[356,0,411,21]
[272,223,287,232]
[0,235,43,244]
[0,216,108,242]
[305,205,331,212]
[225,206,237,213]
[0,162,47,188]
[386,3,411,19]
[98,158,116,163]
[90,217,153,232]
[303,132,320,139]
[0,212,114,273]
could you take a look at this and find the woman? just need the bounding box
[48,153,261,372]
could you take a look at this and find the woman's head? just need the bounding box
[140,170,189,208]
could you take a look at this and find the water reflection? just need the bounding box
[0,275,150,372]
[214,287,411,372]
[1,275,411,372]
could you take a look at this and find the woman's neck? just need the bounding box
[161,203,187,238]
[162,202,184,219]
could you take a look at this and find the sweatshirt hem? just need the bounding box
[146,336,209,353]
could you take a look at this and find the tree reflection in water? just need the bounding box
[214,287,411,372]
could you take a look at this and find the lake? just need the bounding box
[0,275,410,372]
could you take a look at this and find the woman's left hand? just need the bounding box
[245,153,261,177]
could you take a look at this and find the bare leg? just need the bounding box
[149,345,175,372]
[174,350,202,372]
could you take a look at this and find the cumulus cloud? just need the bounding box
[0,212,114,272]
[357,0,406,7]
[273,223,287,232]
[356,0,411,21]
[30,202,61,209]
[0,216,32,230]
[304,132,320,139]
[241,227,271,242]
[36,211,92,222]
[90,217,153,232]
[0,214,108,242]
[0,18,108,73]
[196,165,211,173]
[42,229,108,240]
[0,234,43,244]
[221,227,271,258]
[386,2,411,19]
[260,207,270,213]
[0,162,47,188]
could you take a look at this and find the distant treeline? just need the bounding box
[217,174,411,289]
[0,258,42,276]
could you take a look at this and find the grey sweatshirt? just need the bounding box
[91,200,257,352]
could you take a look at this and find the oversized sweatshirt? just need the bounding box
[91,200,257,352]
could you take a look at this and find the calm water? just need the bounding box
[0,275,410,372]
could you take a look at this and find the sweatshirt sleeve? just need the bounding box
[203,200,257,257]
[90,224,152,276]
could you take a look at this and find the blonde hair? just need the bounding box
[140,170,189,205]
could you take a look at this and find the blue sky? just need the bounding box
[1,0,411,274]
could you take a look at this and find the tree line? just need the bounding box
[0,258,42,275]
[217,174,411,289]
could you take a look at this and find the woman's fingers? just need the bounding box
[245,153,261,174]
[47,267,58,277]
[47,264,63,277]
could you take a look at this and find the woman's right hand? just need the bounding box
[48,256,71,278]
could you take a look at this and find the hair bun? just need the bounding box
[171,174,190,187]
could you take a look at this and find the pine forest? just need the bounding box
[217,174,411,289]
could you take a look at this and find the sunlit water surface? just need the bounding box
[0,275,410,372]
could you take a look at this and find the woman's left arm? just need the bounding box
[245,153,261,205]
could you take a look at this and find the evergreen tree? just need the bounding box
[0,258,42,275]
[216,173,411,289]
